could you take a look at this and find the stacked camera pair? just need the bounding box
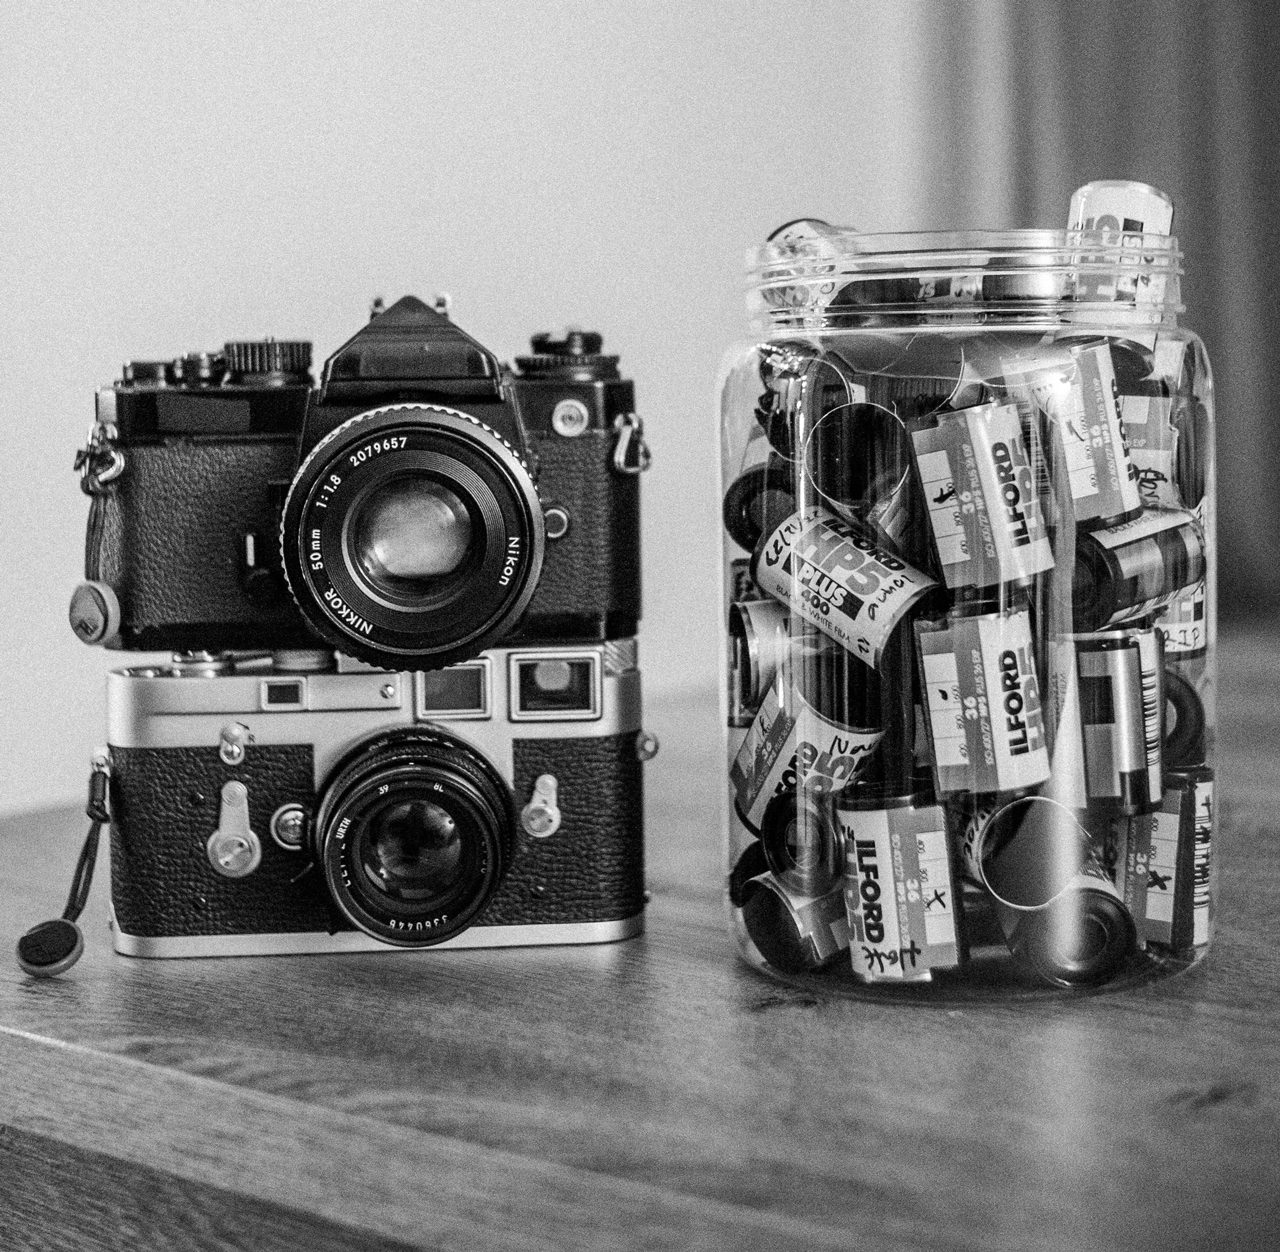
[722,184,1215,991]
[71,298,652,958]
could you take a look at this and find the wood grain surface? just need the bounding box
[1,630,1278,1250]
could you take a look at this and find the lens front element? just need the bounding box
[315,728,515,946]
[282,404,544,669]
[361,798,468,904]
[352,475,474,595]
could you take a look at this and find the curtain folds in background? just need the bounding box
[918,0,1280,620]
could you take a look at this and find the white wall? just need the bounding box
[0,0,957,816]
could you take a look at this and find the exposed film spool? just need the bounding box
[1073,627,1165,816]
[1072,507,1205,632]
[959,795,1136,988]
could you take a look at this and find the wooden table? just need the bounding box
[3,631,1278,1250]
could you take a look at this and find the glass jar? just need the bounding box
[720,215,1215,997]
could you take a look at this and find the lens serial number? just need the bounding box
[349,437,408,466]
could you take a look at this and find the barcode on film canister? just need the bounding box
[1109,767,1213,951]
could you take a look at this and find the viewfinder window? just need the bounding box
[510,654,600,720]
[261,679,305,710]
[417,661,490,718]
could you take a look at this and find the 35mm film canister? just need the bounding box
[802,400,907,528]
[911,400,1055,592]
[1072,507,1205,632]
[999,341,1143,530]
[722,458,795,554]
[727,598,791,726]
[760,788,842,899]
[731,837,851,976]
[959,795,1136,987]
[1074,627,1164,816]
[1107,765,1213,954]
[730,641,883,832]
[1067,179,1175,308]
[916,603,1051,799]
[834,790,963,984]
[752,505,938,669]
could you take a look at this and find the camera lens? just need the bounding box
[351,475,474,594]
[281,404,544,669]
[361,799,467,901]
[315,728,514,946]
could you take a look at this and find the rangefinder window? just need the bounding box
[261,678,306,710]
[510,653,601,721]
[415,659,491,719]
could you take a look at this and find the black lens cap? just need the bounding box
[17,918,85,978]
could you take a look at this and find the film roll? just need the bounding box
[833,790,963,984]
[752,505,938,670]
[910,400,1055,592]
[959,795,1137,987]
[916,603,1052,800]
[1072,507,1206,632]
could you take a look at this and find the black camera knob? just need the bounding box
[172,352,226,387]
[224,340,313,384]
[533,330,602,357]
[515,330,620,381]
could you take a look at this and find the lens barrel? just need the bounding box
[281,404,544,669]
[314,728,515,946]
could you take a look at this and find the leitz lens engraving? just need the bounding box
[752,505,937,668]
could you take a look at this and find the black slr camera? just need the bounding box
[67,296,653,957]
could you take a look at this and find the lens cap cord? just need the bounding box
[16,754,111,978]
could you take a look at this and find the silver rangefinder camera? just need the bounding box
[105,642,650,956]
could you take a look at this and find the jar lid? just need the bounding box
[748,226,1184,333]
